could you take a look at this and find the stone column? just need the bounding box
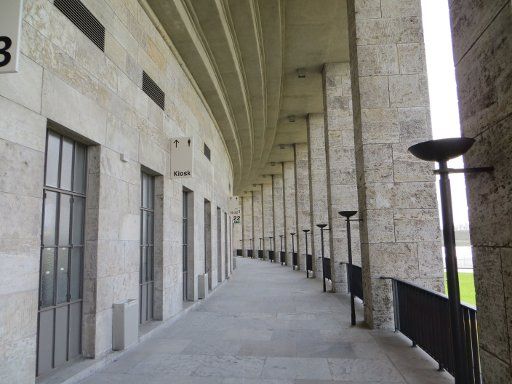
[242,192,253,256]
[347,0,443,328]
[294,143,312,270]
[307,114,331,277]
[253,187,264,257]
[450,1,512,382]
[283,161,297,265]
[272,174,285,258]
[262,182,273,259]
[322,62,360,293]
[232,196,243,256]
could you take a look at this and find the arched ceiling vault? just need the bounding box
[146,0,349,194]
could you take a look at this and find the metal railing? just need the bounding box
[280,251,286,264]
[247,249,253,258]
[258,250,264,259]
[383,277,481,383]
[342,263,363,301]
[268,250,275,262]
[306,254,313,278]
[322,257,331,280]
[236,249,242,256]
[292,252,298,268]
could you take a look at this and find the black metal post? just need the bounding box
[269,236,273,262]
[280,235,284,265]
[438,160,466,383]
[339,211,357,326]
[290,232,296,270]
[303,229,310,278]
[317,224,328,292]
[407,137,494,384]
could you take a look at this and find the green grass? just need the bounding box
[444,272,476,306]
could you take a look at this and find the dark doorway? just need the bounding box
[204,199,212,290]
[224,211,228,279]
[182,189,190,301]
[217,207,222,283]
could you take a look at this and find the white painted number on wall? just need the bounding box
[0,0,23,73]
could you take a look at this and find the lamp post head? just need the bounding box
[290,232,295,236]
[279,235,283,238]
[339,210,357,218]
[408,137,475,162]
[302,229,310,233]
[316,224,328,229]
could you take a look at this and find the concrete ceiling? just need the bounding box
[146,0,349,194]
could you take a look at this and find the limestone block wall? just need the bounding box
[294,143,312,270]
[263,182,274,257]
[242,192,253,255]
[307,113,330,276]
[231,196,243,256]
[272,174,285,255]
[0,0,233,381]
[253,188,264,254]
[283,162,297,265]
[323,62,360,293]
[450,1,512,382]
[347,0,443,328]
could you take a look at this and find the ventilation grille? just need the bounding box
[142,71,165,110]
[54,0,105,51]
[204,143,211,161]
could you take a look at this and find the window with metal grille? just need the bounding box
[37,130,87,376]
[204,143,211,161]
[142,71,165,110]
[54,0,105,51]
[140,172,155,324]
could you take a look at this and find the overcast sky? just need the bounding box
[421,0,469,228]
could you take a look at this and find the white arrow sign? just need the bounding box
[170,137,193,178]
[0,0,23,74]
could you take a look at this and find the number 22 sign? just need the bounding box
[0,0,23,74]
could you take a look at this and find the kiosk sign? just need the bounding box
[170,137,193,178]
[0,0,23,73]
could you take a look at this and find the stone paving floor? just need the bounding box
[80,257,454,384]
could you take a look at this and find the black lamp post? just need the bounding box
[290,232,296,270]
[317,224,328,292]
[409,137,493,384]
[269,236,274,262]
[279,235,285,265]
[339,211,359,326]
[303,229,310,278]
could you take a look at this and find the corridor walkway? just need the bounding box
[81,258,453,384]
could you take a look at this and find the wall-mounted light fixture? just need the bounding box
[408,137,493,384]
[297,68,306,78]
[288,115,296,123]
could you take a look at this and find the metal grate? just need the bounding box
[142,71,165,110]
[204,143,211,160]
[54,0,105,51]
